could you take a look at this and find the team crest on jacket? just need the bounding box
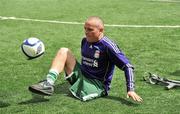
[94,50,100,58]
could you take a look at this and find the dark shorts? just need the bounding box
[65,61,105,101]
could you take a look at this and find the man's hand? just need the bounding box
[127,91,143,102]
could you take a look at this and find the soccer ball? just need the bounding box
[21,37,45,59]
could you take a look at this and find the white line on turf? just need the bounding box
[0,16,180,28]
[148,0,180,3]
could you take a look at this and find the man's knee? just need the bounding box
[57,47,69,55]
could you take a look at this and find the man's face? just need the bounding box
[84,21,102,42]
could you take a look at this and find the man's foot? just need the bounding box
[29,80,54,96]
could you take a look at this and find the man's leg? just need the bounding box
[29,47,76,96]
[47,48,76,84]
[51,48,76,74]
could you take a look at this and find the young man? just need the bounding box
[29,16,143,102]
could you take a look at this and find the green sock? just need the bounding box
[46,69,59,85]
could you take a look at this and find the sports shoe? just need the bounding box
[29,80,54,96]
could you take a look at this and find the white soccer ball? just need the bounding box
[21,37,45,59]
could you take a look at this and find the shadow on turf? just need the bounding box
[0,101,10,108]
[54,82,72,96]
[104,96,140,107]
[18,97,49,105]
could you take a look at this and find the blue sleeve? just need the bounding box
[107,44,135,92]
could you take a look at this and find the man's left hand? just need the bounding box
[127,91,143,102]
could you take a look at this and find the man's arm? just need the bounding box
[108,50,143,102]
[123,63,135,92]
[105,41,143,102]
[107,46,135,91]
[123,64,143,101]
